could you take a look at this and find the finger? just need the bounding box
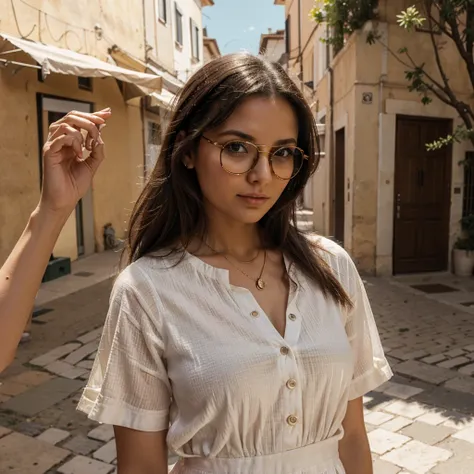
[60,110,106,128]
[94,108,112,117]
[85,133,93,151]
[45,134,75,156]
[45,133,84,160]
[60,115,101,141]
[49,123,84,144]
[86,136,106,174]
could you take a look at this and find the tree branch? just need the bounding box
[443,3,474,90]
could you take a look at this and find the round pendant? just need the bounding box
[256,278,266,290]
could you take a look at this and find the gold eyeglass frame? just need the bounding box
[201,135,309,181]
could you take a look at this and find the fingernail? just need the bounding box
[98,124,107,131]
[97,135,105,145]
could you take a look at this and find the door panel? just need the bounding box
[393,117,452,274]
[41,100,94,260]
[334,128,345,246]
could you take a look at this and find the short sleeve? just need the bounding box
[342,254,393,400]
[77,267,171,431]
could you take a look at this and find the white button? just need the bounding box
[288,313,297,321]
[280,346,290,356]
[287,414,298,426]
[250,310,259,318]
[286,379,297,390]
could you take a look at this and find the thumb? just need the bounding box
[87,138,106,175]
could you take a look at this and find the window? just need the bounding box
[190,19,200,60]
[78,77,93,91]
[148,121,162,146]
[158,0,167,23]
[285,16,290,54]
[175,3,183,46]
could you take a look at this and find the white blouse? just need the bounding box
[78,236,392,474]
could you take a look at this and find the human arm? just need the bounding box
[339,397,373,474]
[114,427,169,474]
[0,109,111,372]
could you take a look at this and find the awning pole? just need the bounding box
[0,58,41,69]
[0,48,22,55]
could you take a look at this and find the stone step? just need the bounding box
[295,209,314,222]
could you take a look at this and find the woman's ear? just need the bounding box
[176,130,195,169]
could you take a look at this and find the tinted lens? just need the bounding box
[271,146,304,179]
[221,141,258,174]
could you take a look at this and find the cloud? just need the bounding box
[248,26,256,31]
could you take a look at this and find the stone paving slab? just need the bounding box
[394,361,458,385]
[92,439,117,463]
[382,439,453,474]
[432,437,474,473]
[57,455,115,474]
[30,343,82,368]
[36,427,71,445]
[87,424,115,442]
[1,377,83,416]
[63,435,103,455]
[400,421,456,445]
[0,431,70,473]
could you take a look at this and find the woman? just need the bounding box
[0,108,111,373]
[78,54,392,474]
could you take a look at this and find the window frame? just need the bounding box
[190,19,200,61]
[174,3,183,46]
[158,0,167,24]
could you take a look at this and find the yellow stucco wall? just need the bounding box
[0,52,145,264]
[1,0,146,61]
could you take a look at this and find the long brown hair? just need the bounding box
[126,53,352,308]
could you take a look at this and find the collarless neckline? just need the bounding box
[183,248,297,288]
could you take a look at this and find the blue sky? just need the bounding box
[203,0,285,55]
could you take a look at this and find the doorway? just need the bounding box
[39,96,95,260]
[334,128,345,246]
[393,116,452,274]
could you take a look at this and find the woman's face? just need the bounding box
[186,95,299,226]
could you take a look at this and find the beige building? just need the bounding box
[0,0,210,270]
[203,28,221,64]
[259,29,285,64]
[281,0,472,276]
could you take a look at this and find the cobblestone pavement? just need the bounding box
[1,273,473,473]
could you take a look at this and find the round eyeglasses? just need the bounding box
[201,136,308,180]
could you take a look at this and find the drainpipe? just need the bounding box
[141,0,149,181]
[376,22,388,275]
[327,23,335,237]
[298,0,303,82]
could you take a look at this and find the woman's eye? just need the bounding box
[274,147,292,158]
[226,142,248,154]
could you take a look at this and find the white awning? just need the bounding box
[146,63,183,94]
[0,33,162,93]
[149,89,176,109]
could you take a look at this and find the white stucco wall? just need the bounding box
[262,38,285,63]
[172,0,204,82]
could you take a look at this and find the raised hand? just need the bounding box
[40,108,112,214]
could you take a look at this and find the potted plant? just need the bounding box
[453,215,474,276]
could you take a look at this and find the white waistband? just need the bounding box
[180,437,341,473]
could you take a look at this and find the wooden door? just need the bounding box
[334,128,345,246]
[393,117,452,274]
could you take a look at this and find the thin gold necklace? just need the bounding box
[203,242,267,290]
